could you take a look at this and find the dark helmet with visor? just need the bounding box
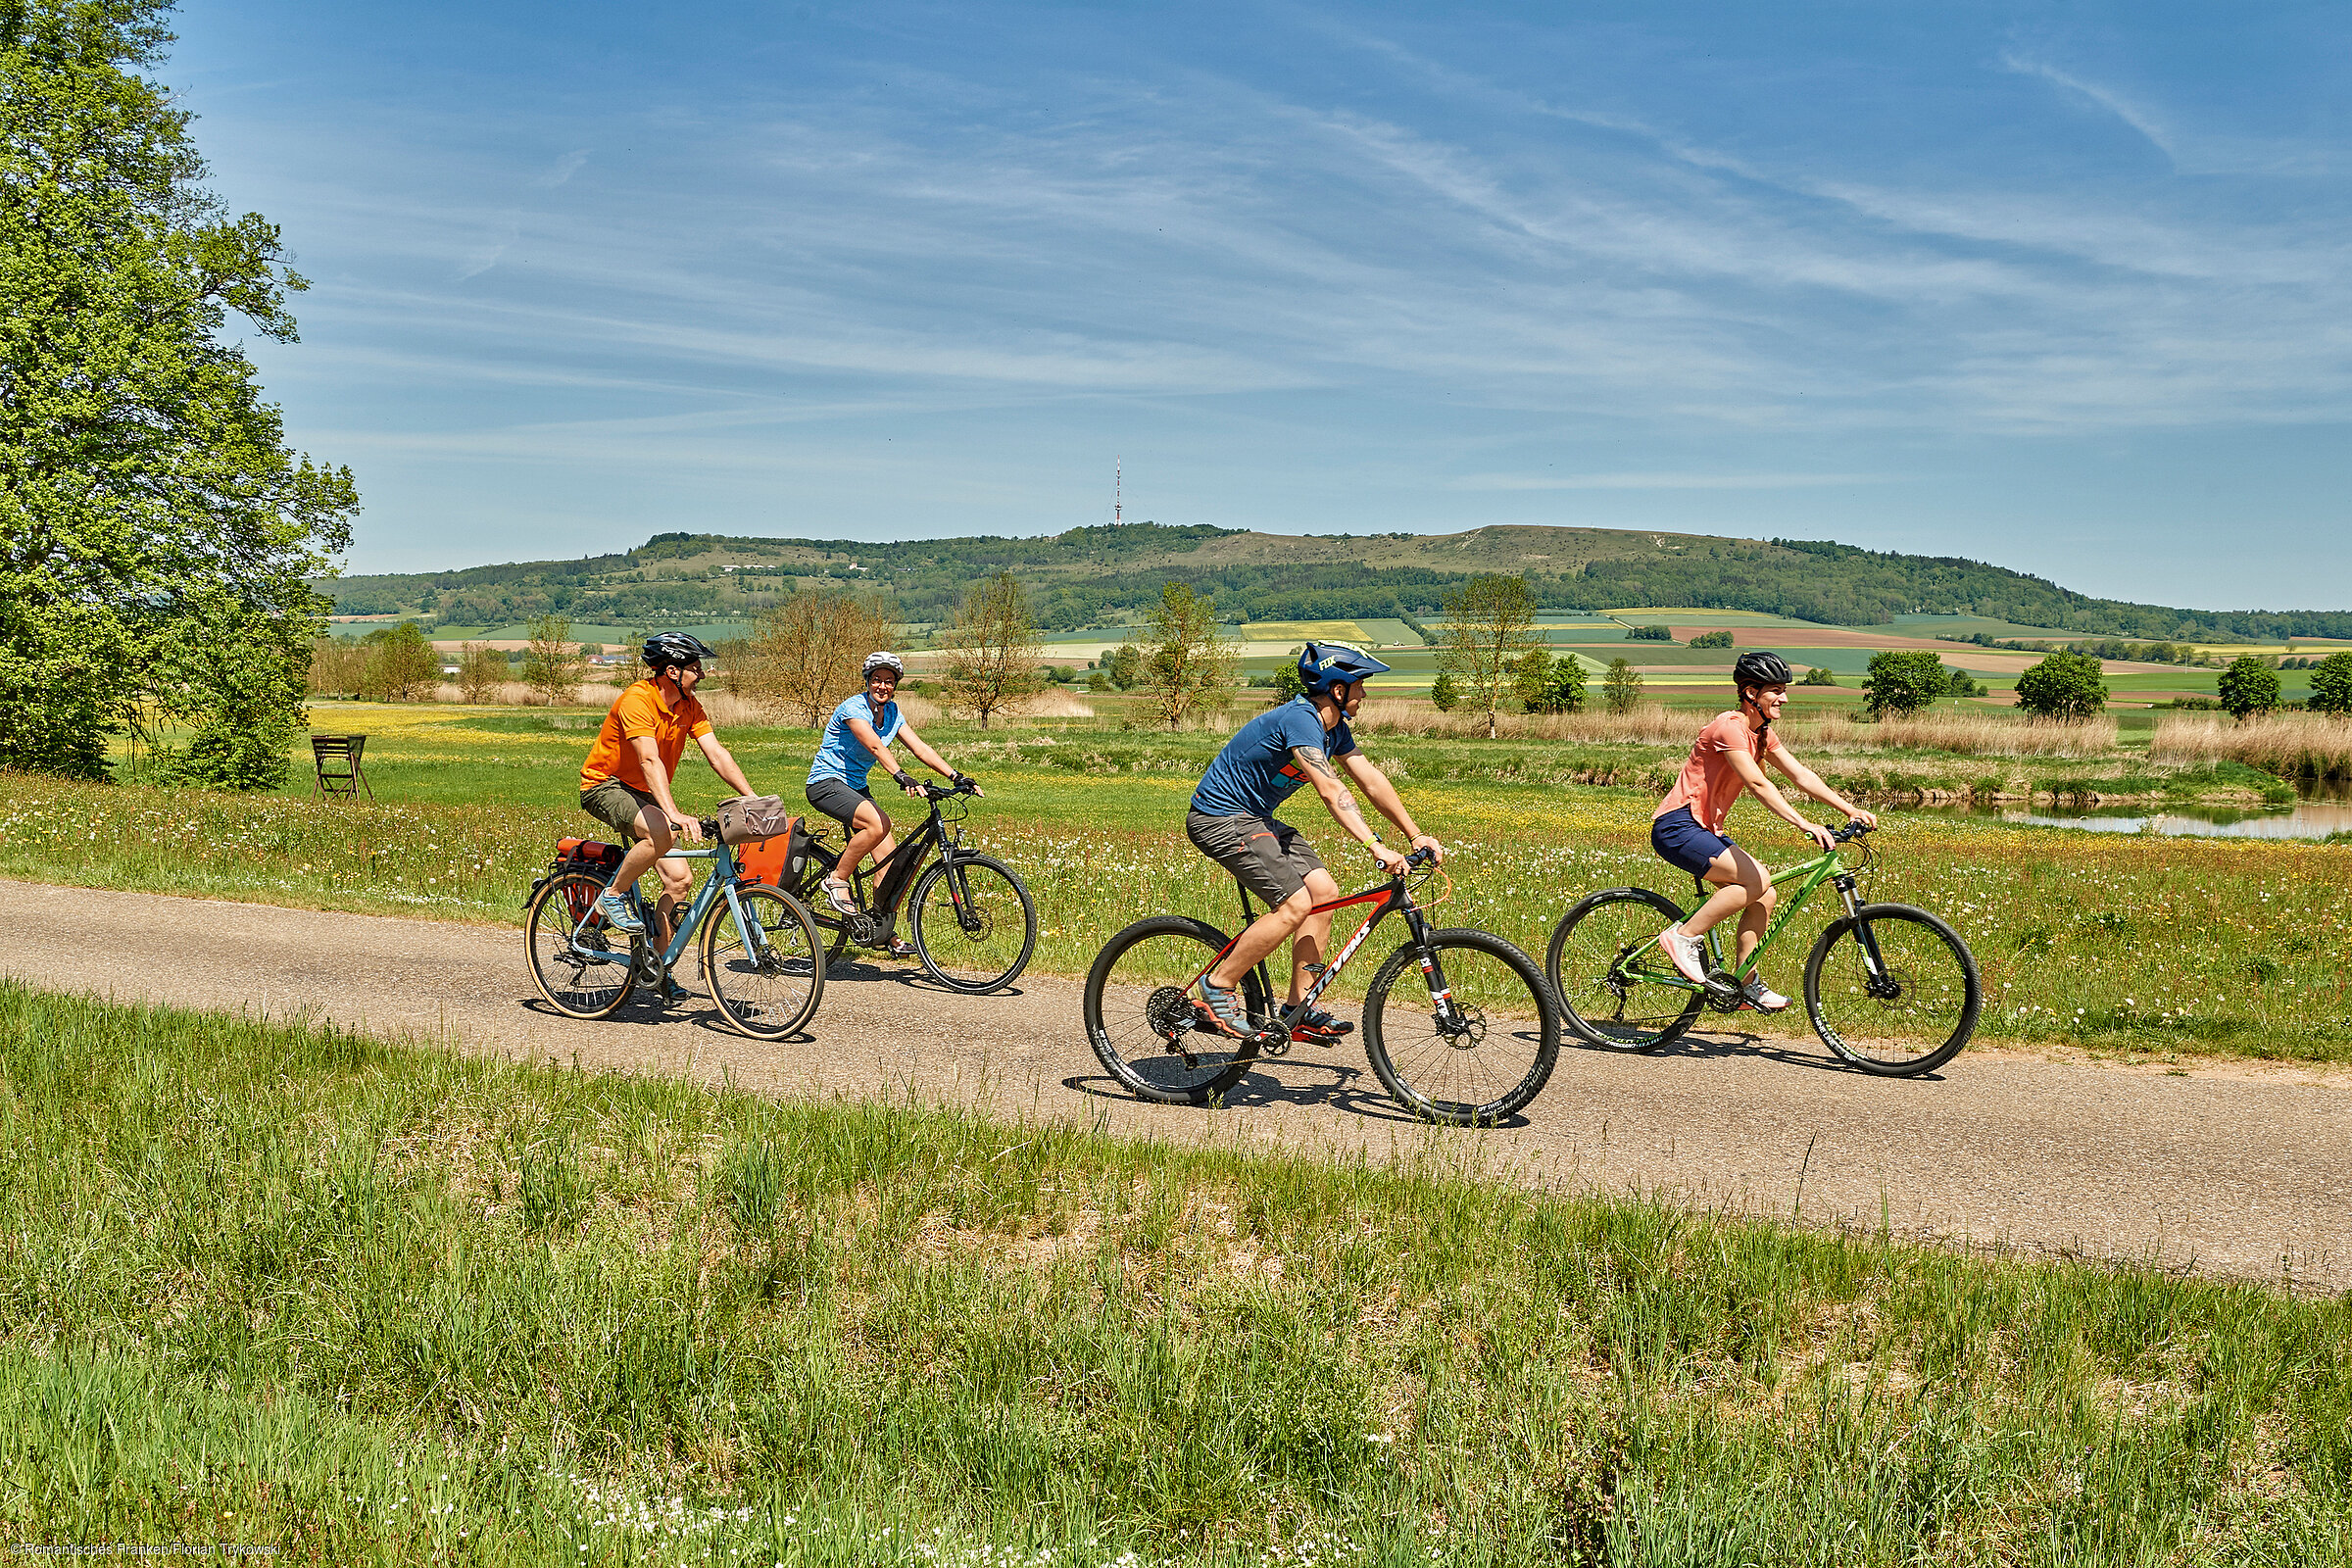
[1732,650,1793,692]
[1298,641,1391,697]
[643,632,715,672]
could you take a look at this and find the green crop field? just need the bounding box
[10,703,2348,1063]
[6,981,2348,1561]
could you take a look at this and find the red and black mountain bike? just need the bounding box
[1082,848,1560,1125]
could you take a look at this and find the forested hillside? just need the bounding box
[318,524,2352,641]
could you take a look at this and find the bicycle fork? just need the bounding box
[1835,873,1898,995]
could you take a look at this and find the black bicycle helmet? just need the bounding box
[1298,641,1392,696]
[643,632,715,671]
[1732,649,1793,691]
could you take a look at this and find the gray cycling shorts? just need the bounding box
[580,777,662,837]
[1187,811,1325,906]
[806,776,880,831]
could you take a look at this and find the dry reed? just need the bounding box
[2152,712,2352,779]
[1816,710,2119,759]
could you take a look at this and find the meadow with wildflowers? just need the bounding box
[6,704,2345,1062]
[6,983,2348,1563]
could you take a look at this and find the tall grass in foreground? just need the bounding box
[2155,711,2352,780]
[4,983,2349,1564]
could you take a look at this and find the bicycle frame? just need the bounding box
[817,788,974,919]
[1206,864,1449,1041]
[1645,843,1870,989]
[565,837,771,975]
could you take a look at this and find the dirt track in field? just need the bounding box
[6,877,2346,1289]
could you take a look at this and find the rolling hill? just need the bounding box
[318,523,2352,644]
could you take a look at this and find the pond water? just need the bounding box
[1904,791,2352,842]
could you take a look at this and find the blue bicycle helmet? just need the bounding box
[1298,641,1392,696]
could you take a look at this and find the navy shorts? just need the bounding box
[1651,806,1734,878]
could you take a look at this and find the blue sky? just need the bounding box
[172,1,2349,609]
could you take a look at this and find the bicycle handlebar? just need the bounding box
[1404,845,1438,870]
[1831,819,1874,844]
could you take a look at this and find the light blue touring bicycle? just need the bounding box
[523,816,825,1039]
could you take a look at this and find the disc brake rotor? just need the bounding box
[1438,1001,1487,1048]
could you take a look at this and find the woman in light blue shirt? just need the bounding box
[805,652,978,942]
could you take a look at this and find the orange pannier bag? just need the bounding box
[733,815,799,887]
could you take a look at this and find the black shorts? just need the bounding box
[806,776,879,832]
[1186,811,1326,906]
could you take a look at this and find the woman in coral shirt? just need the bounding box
[1650,651,1875,1010]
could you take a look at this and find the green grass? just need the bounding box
[5,982,2349,1562]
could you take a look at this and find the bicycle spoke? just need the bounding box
[1547,889,1702,1053]
[1083,919,1263,1103]
[705,887,823,1038]
[1805,906,1979,1076]
[1365,931,1557,1124]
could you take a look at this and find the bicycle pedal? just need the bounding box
[1288,1025,1344,1047]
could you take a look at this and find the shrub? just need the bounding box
[2014,650,2107,719]
[1688,629,1734,650]
[1941,665,1986,699]
[1800,664,1838,687]
[1513,647,1586,714]
[1602,658,1642,714]
[2307,651,2352,716]
[1863,649,1947,717]
[2219,656,2282,719]
[1429,670,1460,712]
[1625,624,1673,642]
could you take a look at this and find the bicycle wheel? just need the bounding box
[910,854,1038,994]
[1083,916,1271,1105]
[1546,887,1704,1053]
[1803,904,1981,1077]
[701,885,826,1039]
[525,870,642,1019]
[1363,928,1560,1125]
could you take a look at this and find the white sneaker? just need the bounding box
[1657,924,1707,985]
[1740,978,1790,1012]
[819,876,859,916]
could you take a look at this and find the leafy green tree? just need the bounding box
[1514,646,1586,713]
[2013,651,2106,719]
[1941,665,1986,699]
[2,0,358,783]
[1429,670,1460,712]
[2307,652,2352,716]
[1863,650,1948,717]
[1625,624,1673,642]
[1688,629,1734,650]
[1270,662,1305,701]
[1142,582,1236,729]
[1800,664,1838,687]
[2218,656,2281,719]
[361,622,440,702]
[1438,574,1540,740]
[1107,643,1143,690]
[1602,658,1642,715]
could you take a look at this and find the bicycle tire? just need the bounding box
[1546,887,1704,1053]
[1363,928,1560,1125]
[1803,904,1980,1077]
[910,854,1037,994]
[525,870,642,1019]
[1083,915,1270,1105]
[701,885,826,1039]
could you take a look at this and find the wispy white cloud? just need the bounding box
[1453,471,1891,492]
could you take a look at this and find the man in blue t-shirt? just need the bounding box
[1186,642,1444,1039]
[806,652,979,954]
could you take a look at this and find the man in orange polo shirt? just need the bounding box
[579,633,761,956]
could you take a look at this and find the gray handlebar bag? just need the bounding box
[714,795,795,845]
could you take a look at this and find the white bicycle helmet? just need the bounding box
[862,651,905,679]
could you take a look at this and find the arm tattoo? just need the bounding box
[1296,748,1368,829]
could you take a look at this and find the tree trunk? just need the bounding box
[1487,708,1497,741]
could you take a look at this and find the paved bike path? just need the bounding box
[5,878,2346,1289]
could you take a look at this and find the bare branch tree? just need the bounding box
[1143,582,1237,730]
[1437,575,1541,739]
[742,590,899,724]
[521,614,585,706]
[942,570,1043,729]
[456,642,503,704]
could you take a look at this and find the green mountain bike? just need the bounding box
[1544,822,1980,1077]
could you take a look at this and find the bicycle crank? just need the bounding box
[1701,969,1746,1012]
